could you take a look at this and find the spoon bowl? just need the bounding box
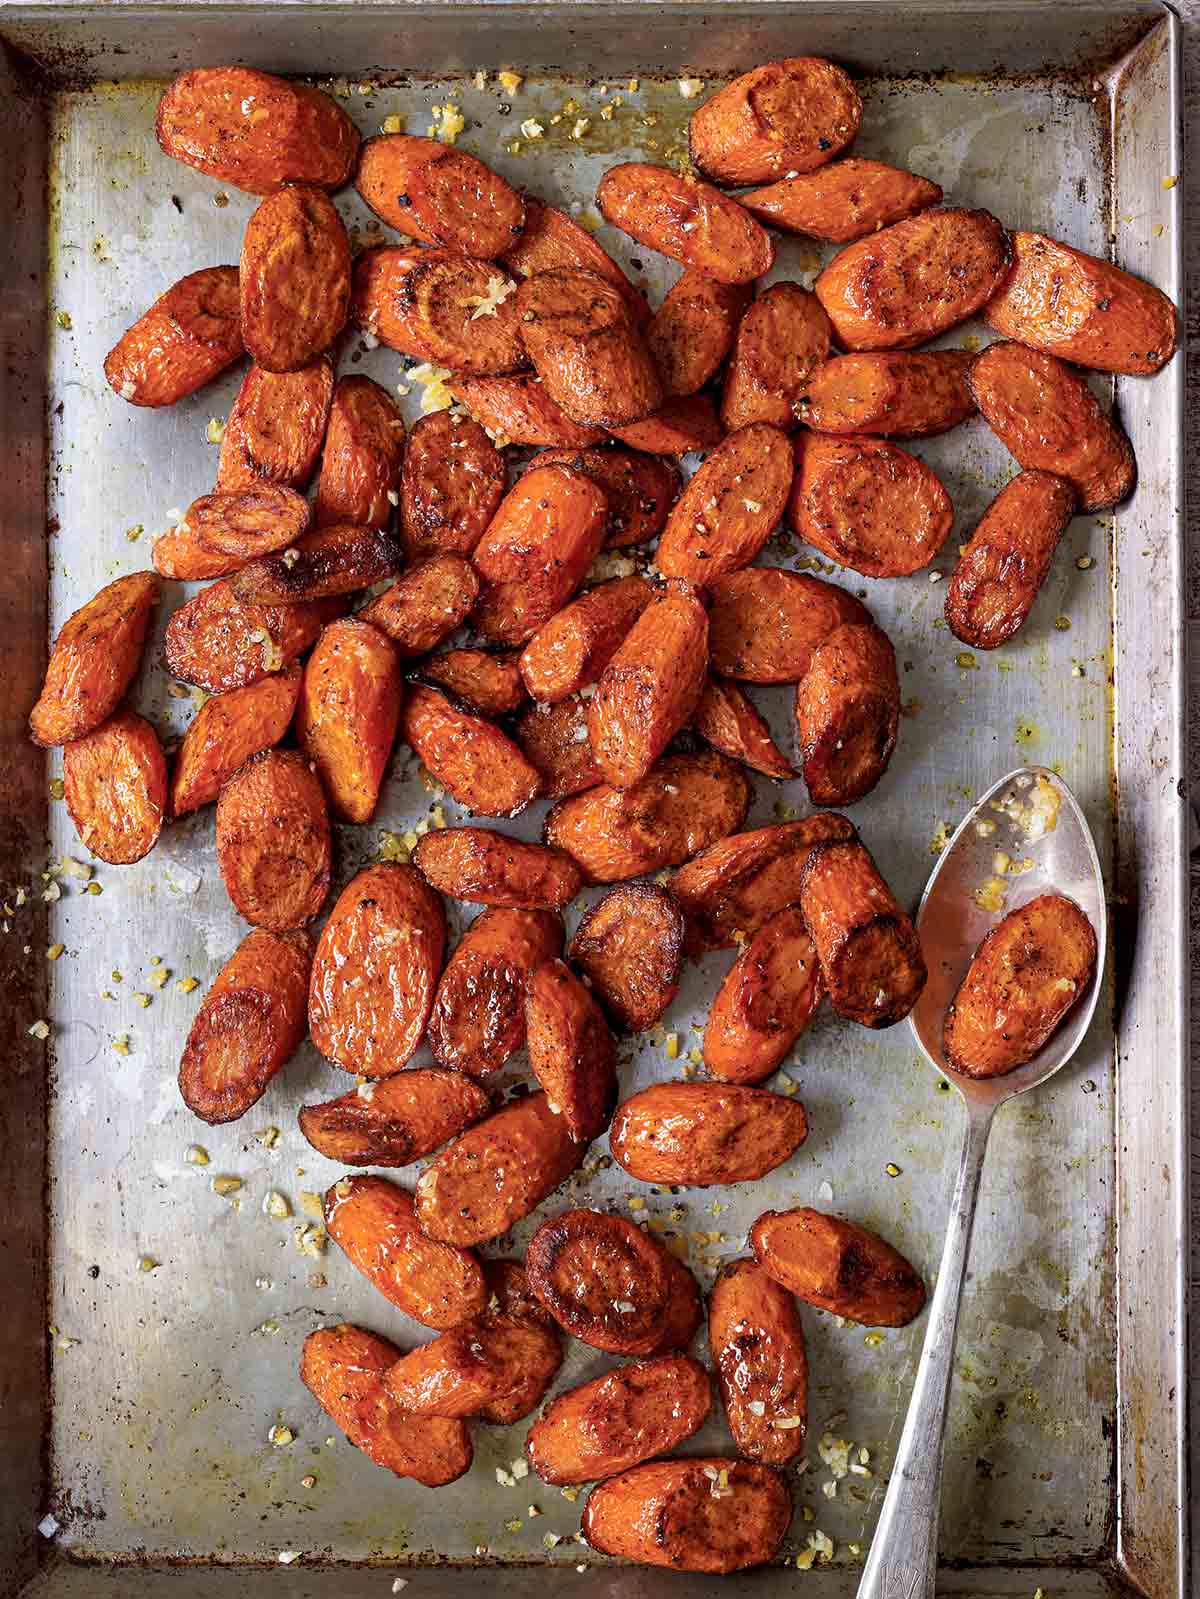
[856,765,1106,1599]
[910,763,1108,1104]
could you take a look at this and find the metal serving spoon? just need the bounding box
[856,764,1107,1599]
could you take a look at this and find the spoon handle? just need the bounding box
[855,1099,996,1599]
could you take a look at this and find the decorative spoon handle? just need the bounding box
[855,1098,996,1599]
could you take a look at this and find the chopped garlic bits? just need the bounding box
[459,274,517,321]
[973,875,1008,914]
[428,103,466,144]
[407,363,456,414]
[991,773,1061,841]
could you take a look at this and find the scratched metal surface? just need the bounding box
[38,73,1118,1569]
[1180,4,1200,1597]
[0,3,1183,1596]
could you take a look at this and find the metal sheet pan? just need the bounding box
[0,5,1185,1598]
